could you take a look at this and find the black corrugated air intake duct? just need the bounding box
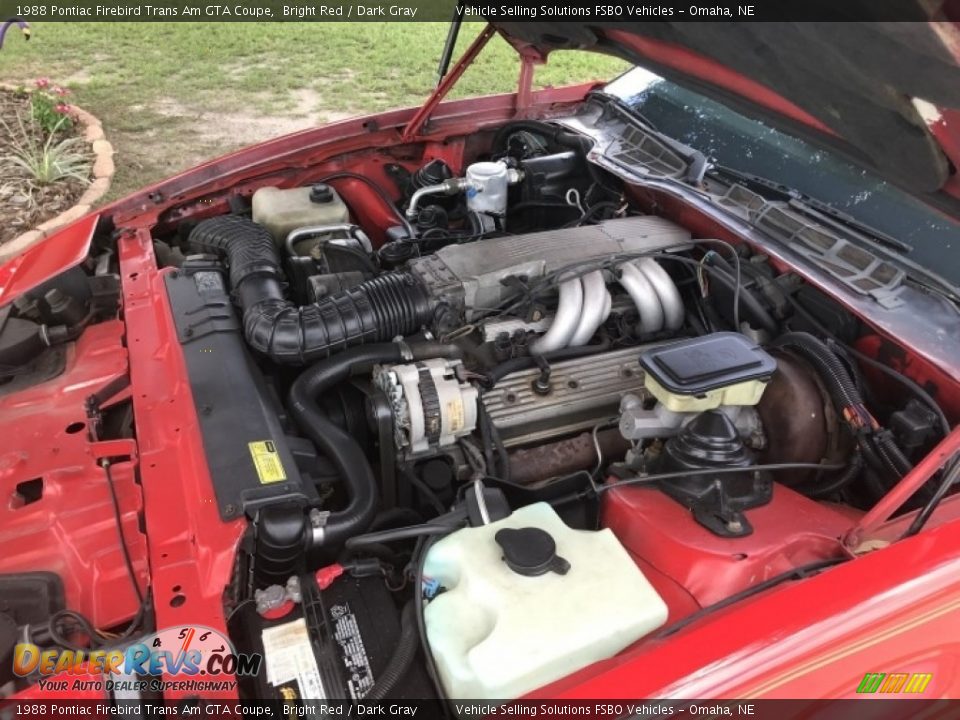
[188,214,433,364]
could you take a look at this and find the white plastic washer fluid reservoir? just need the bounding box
[423,502,668,701]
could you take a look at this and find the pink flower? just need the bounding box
[34,77,50,89]
[53,86,70,97]
[54,103,71,114]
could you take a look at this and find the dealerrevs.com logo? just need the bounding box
[856,672,933,694]
[13,625,262,694]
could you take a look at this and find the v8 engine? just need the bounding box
[2,115,947,707]
[157,138,934,702]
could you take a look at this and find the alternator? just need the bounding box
[376,359,478,455]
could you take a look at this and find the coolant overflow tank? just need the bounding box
[251,184,350,246]
[423,502,668,700]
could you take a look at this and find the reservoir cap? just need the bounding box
[495,527,570,577]
[309,183,334,204]
[640,332,776,396]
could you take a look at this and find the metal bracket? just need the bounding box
[517,52,537,111]
[402,24,497,142]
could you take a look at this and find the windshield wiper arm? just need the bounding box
[709,165,960,303]
[587,89,662,133]
[709,164,913,253]
[590,90,708,185]
[786,200,913,254]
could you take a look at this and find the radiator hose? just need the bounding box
[189,215,434,364]
[288,342,462,550]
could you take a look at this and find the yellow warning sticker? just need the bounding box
[249,440,287,484]
[446,398,464,433]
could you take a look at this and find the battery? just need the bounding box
[233,573,434,702]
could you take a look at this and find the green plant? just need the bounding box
[30,78,74,134]
[2,114,91,186]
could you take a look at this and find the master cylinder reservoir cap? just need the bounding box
[309,183,334,203]
[495,527,571,577]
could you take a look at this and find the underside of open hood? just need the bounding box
[490,19,960,211]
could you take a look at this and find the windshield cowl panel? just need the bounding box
[600,68,960,288]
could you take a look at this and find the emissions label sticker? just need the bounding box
[261,618,325,699]
[248,440,287,484]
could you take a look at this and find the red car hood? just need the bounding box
[492,19,960,214]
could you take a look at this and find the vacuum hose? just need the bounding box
[772,333,863,413]
[771,332,915,494]
[288,342,462,549]
[189,215,433,364]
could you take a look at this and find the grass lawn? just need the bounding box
[0,22,628,199]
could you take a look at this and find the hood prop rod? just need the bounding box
[402,23,496,142]
[436,4,464,86]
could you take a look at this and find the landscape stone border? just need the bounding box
[0,83,114,263]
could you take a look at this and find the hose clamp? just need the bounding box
[473,479,491,526]
[396,339,414,362]
[308,508,330,546]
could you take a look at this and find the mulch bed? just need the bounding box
[0,89,91,246]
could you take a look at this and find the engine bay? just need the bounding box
[1,115,957,703]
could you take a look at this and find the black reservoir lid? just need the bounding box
[639,332,776,396]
